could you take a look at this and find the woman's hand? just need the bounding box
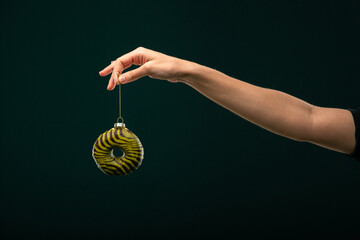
[99,47,192,90]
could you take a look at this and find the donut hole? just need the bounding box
[113,148,125,157]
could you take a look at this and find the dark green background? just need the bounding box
[1,1,360,239]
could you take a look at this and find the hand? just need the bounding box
[99,47,192,90]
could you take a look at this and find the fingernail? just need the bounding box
[114,72,119,84]
[119,75,125,83]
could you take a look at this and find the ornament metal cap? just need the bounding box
[114,122,126,129]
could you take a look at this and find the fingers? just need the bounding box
[111,57,127,86]
[107,72,117,90]
[100,47,153,90]
[106,65,148,90]
[119,64,149,84]
[112,49,146,76]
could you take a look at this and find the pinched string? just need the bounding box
[117,83,124,124]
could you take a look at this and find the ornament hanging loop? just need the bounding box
[115,116,125,128]
[117,116,124,124]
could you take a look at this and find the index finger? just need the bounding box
[112,48,151,83]
[114,49,147,73]
[106,50,140,90]
[98,50,140,78]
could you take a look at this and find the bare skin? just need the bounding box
[99,47,356,155]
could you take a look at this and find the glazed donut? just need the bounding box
[92,123,144,175]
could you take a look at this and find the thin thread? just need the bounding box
[119,83,122,121]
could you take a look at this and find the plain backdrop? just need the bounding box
[1,0,360,239]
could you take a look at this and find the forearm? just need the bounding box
[180,62,315,142]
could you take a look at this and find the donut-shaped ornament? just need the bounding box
[92,122,144,175]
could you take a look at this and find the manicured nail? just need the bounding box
[114,72,119,84]
[119,75,125,83]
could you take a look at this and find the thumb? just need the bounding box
[120,64,149,84]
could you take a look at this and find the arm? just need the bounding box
[99,47,356,155]
[182,64,356,154]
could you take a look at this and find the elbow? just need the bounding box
[295,106,356,154]
[292,106,317,143]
